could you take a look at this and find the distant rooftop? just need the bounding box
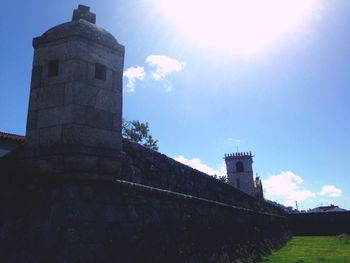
[309,205,347,213]
[0,132,24,142]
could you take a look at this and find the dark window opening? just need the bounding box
[236,161,244,172]
[95,63,106,81]
[48,59,59,77]
[236,178,241,189]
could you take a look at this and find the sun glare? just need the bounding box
[156,0,320,55]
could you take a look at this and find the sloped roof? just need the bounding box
[0,132,25,142]
[309,205,347,213]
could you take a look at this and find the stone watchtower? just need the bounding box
[24,5,124,179]
[224,152,263,198]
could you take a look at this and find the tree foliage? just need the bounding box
[214,174,229,183]
[218,175,228,183]
[122,119,159,151]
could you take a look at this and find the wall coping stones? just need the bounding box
[122,139,285,216]
[114,179,287,219]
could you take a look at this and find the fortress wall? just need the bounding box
[121,139,283,215]
[289,212,350,236]
[0,178,290,263]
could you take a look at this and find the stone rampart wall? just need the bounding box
[0,177,290,263]
[288,212,350,236]
[0,140,291,262]
[121,139,283,215]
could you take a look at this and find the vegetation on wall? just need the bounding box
[122,119,159,151]
[213,174,228,183]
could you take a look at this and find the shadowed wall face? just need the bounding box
[121,140,282,215]
[289,212,350,236]
[0,178,291,263]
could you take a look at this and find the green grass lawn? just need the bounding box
[260,235,350,263]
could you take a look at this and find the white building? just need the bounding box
[308,205,347,213]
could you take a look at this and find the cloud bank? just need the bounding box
[262,171,315,207]
[318,185,342,197]
[146,55,183,80]
[263,171,343,207]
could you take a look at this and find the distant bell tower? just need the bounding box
[224,152,263,198]
[23,5,125,179]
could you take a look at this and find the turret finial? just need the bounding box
[72,5,96,24]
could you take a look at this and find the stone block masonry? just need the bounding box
[1,138,290,262]
[22,5,124,179]
[121,139,284,215]
[289,211,350,236]
[0,172,290,263]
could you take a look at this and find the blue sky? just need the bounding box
[0,0,349,210]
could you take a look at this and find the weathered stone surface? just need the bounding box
[72,5,96,24]
[36,105,117,131]
[121,139,284,215]
[289,211,350,235]
[25,129,40,146]
[95,89,121,113]
[0,177,290,263]
[87,42,124,70]
[25,6,124,177]
[36,107,65,128]
[33,39,124,70]
[34,39,87,64]
[84,107,115,130]
[35,155,65,174]
[64,154,99,172]
[39,126,62,146]
[64,82,98,107]
[62,124,121,149]
[62,59,88,82]
[112,70,123,93]
[112,113,122,133]
[99,157,122,174]
[26,110,38,131]
[34,19,124,52]
[38,59,87,87]
[30,65,42,89]
[28,84,65,111]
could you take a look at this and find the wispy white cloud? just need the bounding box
[262,171,315,207]
[146,55,184,80]
[123,66,145,92]
[318,185,342,197]
[218,161,227,177]
[123,55,184,92]
[174,155,219,176]
[227,138,244,143]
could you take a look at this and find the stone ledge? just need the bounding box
[113,179,287,219]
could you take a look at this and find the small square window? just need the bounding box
[95,63,106,81]
[48,59,59,77]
